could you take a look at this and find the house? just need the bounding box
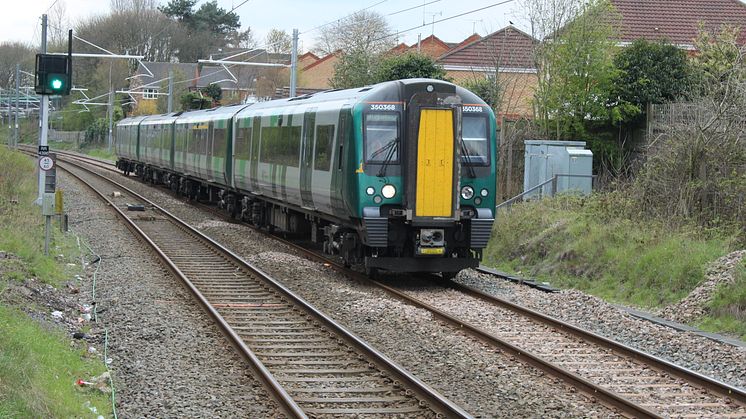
[299,34,482,90]
[129,49,293,111]
[609,0,746,49]
[298,51,341,90]
[390,34,458,59]
[436,26,538,118]
[129,62,199,100]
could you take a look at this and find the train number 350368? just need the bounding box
[369,104,398,111]
[463,106,484,113]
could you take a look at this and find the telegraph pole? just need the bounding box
[107,62,113,153]
[167,69,174,113]
[36,14,49,205]
[14,64,20,147]
[290,28,298,98]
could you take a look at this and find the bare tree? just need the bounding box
[0,42,35,89]
[314,10,394,56]
[265,29,292,54]
[228,28,258,49]
[110,0,158,13]
[49,0,70,47]
[636,27,746,232]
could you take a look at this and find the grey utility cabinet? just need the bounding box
[523,140,593,198]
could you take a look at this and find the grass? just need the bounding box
[699,260,746,339]
[0,145,112,417]
[0,305,112,418]
[0,147,69,286]
[485,194,733,308]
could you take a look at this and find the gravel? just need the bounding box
[85,166,617,417]
[454,269,746,391]
[660,250,746,324]
[56,171,283,418]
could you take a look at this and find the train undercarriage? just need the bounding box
[117,159,485,277]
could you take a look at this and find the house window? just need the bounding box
[143,88,158,100]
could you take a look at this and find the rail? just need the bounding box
[496,173,597,213]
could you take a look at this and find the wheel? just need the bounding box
[365,266,379,279]
[441,271,458,281]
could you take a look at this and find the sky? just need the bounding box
[4,0,526,53]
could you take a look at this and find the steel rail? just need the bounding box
[49,153,471,419]
[50,149,745,417]
[443,279,746,405]
[52,159,307,419]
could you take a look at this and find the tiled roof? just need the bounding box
[437,26,537,70]
[196,65,262,90]
[133,62,199,88]
[610,0,746,46]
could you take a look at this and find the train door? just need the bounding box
[330,105,352,218]
[300,108,316,209]
[412,107,459,219]
[249,115,261,192]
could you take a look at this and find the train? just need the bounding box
[116,78,497,277]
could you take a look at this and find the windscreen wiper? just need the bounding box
[460,136,477,178]
[376,138,399,177]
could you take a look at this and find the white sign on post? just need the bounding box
[39,156,54,171]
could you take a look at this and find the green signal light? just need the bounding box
[50,78,63,90]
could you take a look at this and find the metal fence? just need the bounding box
[495,174,597,213]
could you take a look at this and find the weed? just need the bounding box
[485,194,733,308]
[0,305,111,417]
[700,260,746,339]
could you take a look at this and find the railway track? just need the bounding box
[43,148,746,417]
[43,150,470,418]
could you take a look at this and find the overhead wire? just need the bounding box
[369,0,519,44]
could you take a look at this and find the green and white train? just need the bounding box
[116,78,497,276]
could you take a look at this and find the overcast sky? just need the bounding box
[5,0,524,53]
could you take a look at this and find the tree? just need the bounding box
[228,28,258,49]
[159,0,241,61]
[374,53,448,83]
[265,29,292,54]
[180,92,211,110]
[315,10,394,56]
[691,24,745,90]
[612,39,692,114]
[330,51,378,89]
[0,42,34,90]
[530,0,620,139]
[202,83,222,104]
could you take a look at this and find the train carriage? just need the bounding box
[173,105,245,188]
[115,115,148,173]
[116,78,497,276]
[139,113,179,175]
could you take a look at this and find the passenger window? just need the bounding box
[364,113,399,163]
[314,125,334,171]
[462,115,489,166]
[235,127,252,160]
[213,128,227,157]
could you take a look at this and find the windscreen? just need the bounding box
[365,113,399,163]
[462,115,489,166]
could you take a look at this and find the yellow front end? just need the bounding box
[415,108,455,218]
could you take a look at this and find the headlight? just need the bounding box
[382,184,396,199]
[366,186,375,196]
[480,188,489,197]
[461,186,474,200]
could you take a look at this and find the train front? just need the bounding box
[352,79,496,276]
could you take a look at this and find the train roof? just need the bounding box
[117,79,490,127]
[175,103,250,124]
[140,112,181,125]
[118,115,150,126]
[243,78,460,111]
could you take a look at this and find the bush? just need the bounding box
[485,194,733,307]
